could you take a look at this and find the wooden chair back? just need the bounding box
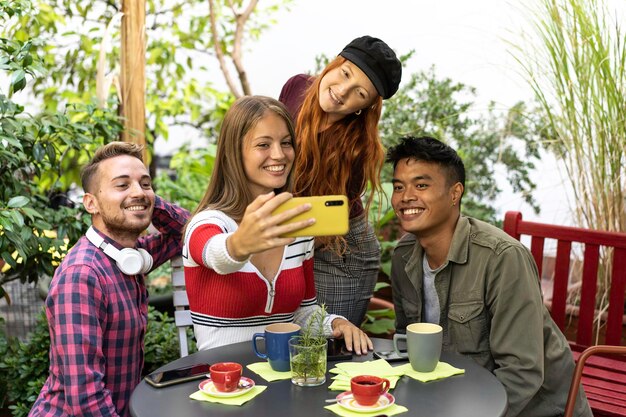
[171,256,192,357]
[503,211,626,346]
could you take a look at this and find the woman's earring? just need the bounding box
[355,109,362,116]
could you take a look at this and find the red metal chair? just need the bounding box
[564,345,626,417]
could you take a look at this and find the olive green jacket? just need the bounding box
[390,216,592,417]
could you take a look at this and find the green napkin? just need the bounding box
[246,362,292,382]
[189,385,267,406]
[396,361,465,382]
[324,403,408,417]
[330,359,406,378]
[328,374,400,391]
[328,359,404,392]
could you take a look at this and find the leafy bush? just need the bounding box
[0,310,50,417]
[379,65,541,224]
[143,306,196,375]
[0,306,193,416]
[0,317,9,408]
[0,1,123,297]
[146,262,173,296]
[154,145,217,212]
[360,282,396,336]
[361,307,396,336]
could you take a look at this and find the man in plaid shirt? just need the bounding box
[30,142,190,417]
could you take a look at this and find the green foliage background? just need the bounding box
[379,64,541,224]
[0,1,123,294]
[0,312,50,417]
[4,0,290,149]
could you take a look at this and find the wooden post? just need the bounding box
[120,0,147,162]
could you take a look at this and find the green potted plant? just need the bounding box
[288,306,328,387]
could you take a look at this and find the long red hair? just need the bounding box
[294,56,384,250]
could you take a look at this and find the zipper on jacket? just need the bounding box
[264,280,275,313]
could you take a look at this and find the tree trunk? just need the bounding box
[120,0,148,162]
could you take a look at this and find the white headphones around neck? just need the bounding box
[86,226,153,275]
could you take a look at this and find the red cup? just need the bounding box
[350,375,390,406]
[209,362,243,392]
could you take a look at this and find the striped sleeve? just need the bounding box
[184,210,249,274]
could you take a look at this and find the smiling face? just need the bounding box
[83,154,155,243]
[242,110,295,197]
[318,59,378,124]
[391,158,463,239]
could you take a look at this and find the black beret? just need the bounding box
[339,36,402,99]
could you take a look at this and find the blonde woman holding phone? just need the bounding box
[183,95,372,353]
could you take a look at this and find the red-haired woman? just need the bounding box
[279,36,402,326]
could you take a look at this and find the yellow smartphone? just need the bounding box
[272,195,349,237]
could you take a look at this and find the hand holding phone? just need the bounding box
[272,195,349,238]
[228,192,314,258]
[145,363,211,388]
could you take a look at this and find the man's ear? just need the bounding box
[451,182,464,206]
[83,193,99,215]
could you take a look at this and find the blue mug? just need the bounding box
[252,323,301,372]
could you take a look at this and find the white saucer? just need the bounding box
[198,377,255,398]
[336,391,395,413]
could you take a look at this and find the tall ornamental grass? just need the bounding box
[514,0,625,325]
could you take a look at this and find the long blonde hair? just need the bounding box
[190,96,296,222]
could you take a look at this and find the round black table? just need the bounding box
[130,338,507,417]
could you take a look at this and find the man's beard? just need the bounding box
[103,217,150,240]
[99,201,153,242]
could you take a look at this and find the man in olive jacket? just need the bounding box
[387,136,591,417]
